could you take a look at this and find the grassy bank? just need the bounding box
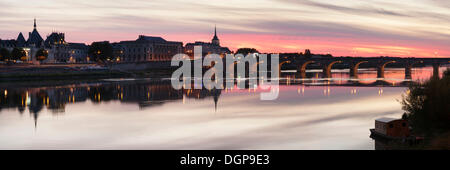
[0,66,174,82]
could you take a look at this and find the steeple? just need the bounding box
[214,25,217,38]
[27,18,44,47]
[211,25,220,46]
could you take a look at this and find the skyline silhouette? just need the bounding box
[0,0,449,57]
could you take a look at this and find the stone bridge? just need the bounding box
[282,57,450,79]
[109,57,450,80]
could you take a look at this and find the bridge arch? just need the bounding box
[323,61,342,78]
[297,61,315,78]
[377,61,396,78]
[350,61,368,78]
[404,60,423,79]
[278,61,291,77]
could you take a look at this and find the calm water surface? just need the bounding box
[0,67,448,149]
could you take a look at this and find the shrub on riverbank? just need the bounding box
[401,68,450,147]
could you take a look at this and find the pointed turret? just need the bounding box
[16,32,26,47]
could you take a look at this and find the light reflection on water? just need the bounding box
[0,66,448,149]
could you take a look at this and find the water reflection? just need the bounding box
[0,79,412,121]
[0,82,222,126]
[286,66,442,84]
[0,67,448,126]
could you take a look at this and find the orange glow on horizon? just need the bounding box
[1,0,449,58]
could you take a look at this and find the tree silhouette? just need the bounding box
[304,49,312,58]
[402,68,450,136]
[0,48,10,61]
[88,41,113,63]
[11,48,27,61]
[235,48,259,55]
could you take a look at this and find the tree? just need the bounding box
[35,49,48,61]
[0,48,10,61]
[401,68,450,136]
[304,49,312,58]
[11,48,27,61]
[88,41,113,63]
[235,48,259,56]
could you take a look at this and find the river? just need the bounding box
[0,66,448,149]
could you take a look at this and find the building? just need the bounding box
[0,39,17,49]
[184,26,231,58]
[0,19,44,63]
[0,19,54,63]
[117,35,183,62]
[68,43,89,63]
[111,42,124,62]
[0,19,88,63]
[45,32,70,63]
[0,31,25,49]
[374,118,410,137]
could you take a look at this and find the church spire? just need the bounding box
[27,17,44,47]
[211,25,220,46]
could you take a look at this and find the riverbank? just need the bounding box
[0,64,174,81]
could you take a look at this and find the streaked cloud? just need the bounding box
[0,0,448,57]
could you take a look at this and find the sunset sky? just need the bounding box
[0,0,449,57]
